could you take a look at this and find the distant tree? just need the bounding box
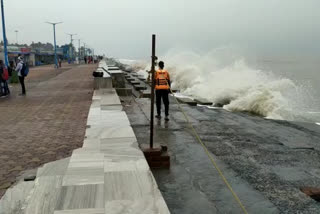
[30,42,53,51]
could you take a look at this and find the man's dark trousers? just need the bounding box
[156,89,169,116]
[19,76,26,94]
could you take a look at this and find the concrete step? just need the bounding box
[24,176,63,214]
[116,88,132,96]
[134,85,147,91]
[138,77,147,81]
[131,81,141,85]
[194,98,213,105]
[140,90,151,98]
[37,158,70,177]
[176,97,197,106]
[127,78,136,82]
[0,180,35,214]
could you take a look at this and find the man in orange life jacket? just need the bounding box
[154,61,170,121]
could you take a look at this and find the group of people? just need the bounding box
[0,56,27,98]
[3,57,171,120]
[84,56,95,64]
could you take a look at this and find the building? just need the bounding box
[0,46,63,66]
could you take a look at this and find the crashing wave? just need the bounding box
[118,49,318,122]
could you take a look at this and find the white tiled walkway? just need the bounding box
[0,66,170,214]
[54,88,169,213]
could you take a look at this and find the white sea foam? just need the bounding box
[116,58,148,74]
[120,49,318,122]
[117,59,137,65]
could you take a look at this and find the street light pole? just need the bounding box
[14,30,18,44]
[1,0,9,67]
[46,22,62,69]
[83,43,86,57]
[78,39,81,63]
[67,33,76,62]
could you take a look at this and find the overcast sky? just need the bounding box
[1,0,320,59]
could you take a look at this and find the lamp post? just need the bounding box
[83,43,86,57]
[1,0,9,67]
[46,22,62,68]
[78,39,81,63]
[14,30,18,44]
[67,33,76,62]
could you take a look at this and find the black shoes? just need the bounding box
[156,114,170,121]
[0,93,9,98]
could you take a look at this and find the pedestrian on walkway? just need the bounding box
[0,60,10,97]
[15,57,26,96]
[8,61,14,80]
[0,61,5,97]
[58,58,62,68]
[154,61,171,121]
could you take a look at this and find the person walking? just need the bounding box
[154,61,171,121]
[15,57,26,96]
[0,60,5,97]
[8,61,14,80]
[58,58,62,68]
[0,60,10,97]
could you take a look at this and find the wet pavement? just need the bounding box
[122,95,320,214]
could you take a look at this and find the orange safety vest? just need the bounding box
[155,69,170,90]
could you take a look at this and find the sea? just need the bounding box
[118,49,320,124]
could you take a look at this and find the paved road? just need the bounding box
[0,64,96,197]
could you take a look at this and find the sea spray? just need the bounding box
[117,49,318,122]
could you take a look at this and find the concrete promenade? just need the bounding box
[0,64,96,197]
[0,62,170,213]
[124,93,320,213]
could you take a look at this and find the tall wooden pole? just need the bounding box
[149,34,156,149]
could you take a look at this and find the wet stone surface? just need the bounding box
[123,95,320,213]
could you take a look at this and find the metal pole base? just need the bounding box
[140,144,170,169]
